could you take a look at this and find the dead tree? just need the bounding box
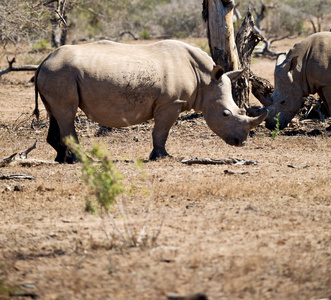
[202,0,239,72]
[251,1,275,30]
[234,9,266,107]
[203,1,268,107]
[44,0,68,48]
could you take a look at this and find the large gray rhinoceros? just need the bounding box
[34,40,268,162]
[249,32,331,130]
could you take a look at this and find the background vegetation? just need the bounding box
[0,0,330,48]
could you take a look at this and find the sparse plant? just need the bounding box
[271,112,283,140]
[67,137,162,248]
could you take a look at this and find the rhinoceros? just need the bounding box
[34,40,268,162]
[248,32,331,130]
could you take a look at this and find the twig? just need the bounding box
[19,140,37,159]
[137,180,153,245]
[0,153,17,167]
[270,33,302,45]
[43,0,57,5]
[55,9,67,26]
[105,209,127,243]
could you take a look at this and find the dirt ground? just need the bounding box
[0,37,330,300]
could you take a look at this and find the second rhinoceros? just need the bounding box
[34,40,268,162]
[249,32,331,130]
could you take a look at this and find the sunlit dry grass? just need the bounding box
[1,45,331,300]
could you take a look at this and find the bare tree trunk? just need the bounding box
[47,0,68,48]
[203,1,265,108]
[202,0,239,71]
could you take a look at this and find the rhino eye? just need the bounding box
[223,110,231,117]
[280,100,286,105]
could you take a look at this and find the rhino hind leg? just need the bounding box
[321,86,331,114]
[149,101,182,160]
[321,86,331,131]
[47,115,78,163]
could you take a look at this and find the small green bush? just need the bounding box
[67,139,124,214]
[271,112,283,140]
[67,138,161,248]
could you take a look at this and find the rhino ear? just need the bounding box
[289,55,298,72]
[211,65,225,82]
[283,55,298,73]
[225,69,245,82]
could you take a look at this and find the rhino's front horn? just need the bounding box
[259,97,273,107]
[249,109,269,129]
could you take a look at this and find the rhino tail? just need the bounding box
[33,65,42,120]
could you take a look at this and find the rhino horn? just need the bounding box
[244,103,260,117]
[249,109,269,129]
[259,97,273,107]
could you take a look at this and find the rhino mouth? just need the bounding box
[226,137,246,147]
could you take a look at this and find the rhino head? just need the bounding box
[254,54,303,130]
[202,66,268,146]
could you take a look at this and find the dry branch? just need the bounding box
[234,9,263,106]
[0,173,35,180]
[19,140,37,159]
[249,72,274,102]
[0,153,17,167]
[0,57,38,77]
[254,33,301,58]
[0,141,58,168]
[181,157,257,165]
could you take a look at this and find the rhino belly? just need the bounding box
[78,79,159,128]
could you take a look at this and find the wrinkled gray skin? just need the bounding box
[35,40,268,163]
[262,32,331,130]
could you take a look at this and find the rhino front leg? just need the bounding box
[149,101,182,160]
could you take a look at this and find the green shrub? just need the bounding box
[271,112,283,140]
[67,138,161,248]
[67,139,124,214]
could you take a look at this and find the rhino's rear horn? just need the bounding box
[249,109,269,129]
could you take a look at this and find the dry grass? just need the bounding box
[0,39,331,300]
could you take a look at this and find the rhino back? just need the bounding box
[38,40,213,127]
[289,32,331,94]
